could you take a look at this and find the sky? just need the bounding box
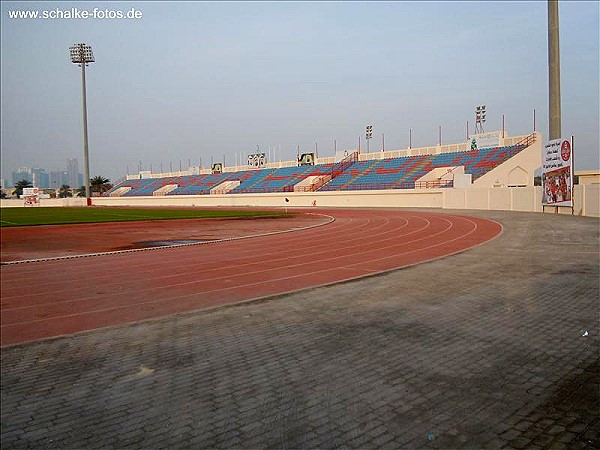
[1,1,598,184]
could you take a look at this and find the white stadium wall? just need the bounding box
[0,198,88,208]
[83,184,599,217]
[2,182,598,217]
[473,135,542,188]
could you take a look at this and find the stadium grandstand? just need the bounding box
[106,131,539,197]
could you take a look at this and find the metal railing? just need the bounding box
[294,175,331,192]
[515,132,537,149]
[322,180,453,191]
[413,180,454,189]
[331,151,359,179]
[232,186,295,194]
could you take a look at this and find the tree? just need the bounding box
[58,185,73,198]
[77,186,86,197]
[90,175,112,196]
[14,179,33,198]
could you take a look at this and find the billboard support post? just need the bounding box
[571,135,575,216]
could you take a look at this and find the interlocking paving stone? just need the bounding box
[1,210,599,449]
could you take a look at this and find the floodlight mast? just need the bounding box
[475,105,486,134]
[365,125,373,152]
[548,0,561,140]
[69,43,94,205]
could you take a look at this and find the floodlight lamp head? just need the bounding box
[69,43,95,64]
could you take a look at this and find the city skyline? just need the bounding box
[1,1,598,183]
[6,158,84,190]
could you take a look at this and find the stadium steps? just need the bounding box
[153,184,178,196]
[109,186,131,197]
[211,180,241,194]
[335,159,386,190]
[294,175,332,192]
[230,168,277,193]
[393,155,433,186]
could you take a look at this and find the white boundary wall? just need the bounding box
[0,198,87,208]
[1,185,597,217]
[442,185,598,217]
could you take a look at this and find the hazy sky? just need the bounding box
[1,1,598,183]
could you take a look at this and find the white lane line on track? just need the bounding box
[346,215,479,270]
[2,216,453,316]
[1,213,393,294]
[2,214,465,317]
[1,214,499,324]
[0,212,351,278]
[0,212,336,266]
[1,217,493,329]
[1,215,416,306]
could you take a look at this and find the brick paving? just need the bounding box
[1,210,598,449]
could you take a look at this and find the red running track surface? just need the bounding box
[1,209,501,346]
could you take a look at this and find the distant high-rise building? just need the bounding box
[12,168,32,186]
[67,158,79,189]
[49,171,62,189]
[31,168,49,188]
[60,171,69,187]
[10,163,82,189]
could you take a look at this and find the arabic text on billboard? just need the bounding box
[542,137,573,207]
[22,187,40,205]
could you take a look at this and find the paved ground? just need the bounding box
[1,209,598,449]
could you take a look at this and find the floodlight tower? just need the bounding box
[475,105,486,133]
[69,43,95,205]
[548,0,561,140]
[365,125,373,152]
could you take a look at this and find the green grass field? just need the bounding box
[0,207,287,227]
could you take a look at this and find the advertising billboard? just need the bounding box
[22,187,40,206]
[542,137,573,207]
[468,131,502,150]
[298,153,315,166]
[247,153,267,168]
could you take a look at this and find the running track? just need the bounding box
[0,209,501,346]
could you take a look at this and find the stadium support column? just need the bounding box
[548,0,561,140]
